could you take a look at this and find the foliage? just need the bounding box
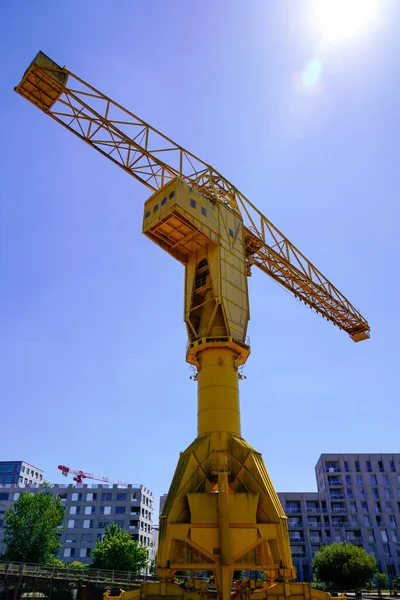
[149,556,156,576]
[3,492,65,564]
[310,581,327,590]
[393,575,400,589]
[46,558,66,568]
[69,561,87,570]
[312,543,376,590]
[91,524,149,573]
[374,572,389,590]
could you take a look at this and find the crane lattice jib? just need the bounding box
[15,52,370,342]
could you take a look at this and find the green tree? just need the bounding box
[3,492,65,564]
[374,572,389,593]
[392,574,400,589]
[91,524,149,573]
[312,543,376,590]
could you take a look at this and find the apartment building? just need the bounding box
[0,482,154,566]
[278,453,400,582]
[0,461,44,487]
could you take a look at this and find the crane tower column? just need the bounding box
[197,346,241,437]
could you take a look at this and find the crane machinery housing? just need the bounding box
[15,52,370,600]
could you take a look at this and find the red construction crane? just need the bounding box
[58,464,129,486]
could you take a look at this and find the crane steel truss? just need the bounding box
[15,58,370,342]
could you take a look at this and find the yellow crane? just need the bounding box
[15,52,369,600]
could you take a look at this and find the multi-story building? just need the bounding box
[278,454,400,582]
[0,482,154,566]
[0,461,44,487]
[159,493,168,516]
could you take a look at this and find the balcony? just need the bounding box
[288,522,304,528]
[330,494,345,500]
[332,507,347,513]
[326,467,341,473]
[332,521,349,527]
[291,552,306,557]
[289,537,305,543]
[329,480,343,487]
[347,536,362,543]
[310,536,322,543]
[308,523,321,528]
[306,507,321,513]
[286,507,301,514]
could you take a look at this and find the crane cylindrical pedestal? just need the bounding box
[197,347,241,437]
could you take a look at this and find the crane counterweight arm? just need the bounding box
[15,51,370,342]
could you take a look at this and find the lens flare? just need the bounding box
[302,59,323,88]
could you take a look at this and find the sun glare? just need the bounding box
[313,0,379,42]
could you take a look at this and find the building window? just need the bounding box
[361,501,368,512]
[359,488,365,499]
[201,207,206,216]
[229,228,234,237]
[67,520,75,528]
[190,199,196,209]
[169,191,175,199]
[391,529,398,542]
[389,515,397,526]
[21,466,25,473]
[13,493,20,501]
[347,488,353,498]
[382,474,388,485]
[355,461,360,472]
[69,506,81,515]
[116,493,127,501]
[0,493,9,501]
[378,460,384,472]
[390,460,396,472]
[98,521,110,529]
[71,493,82,502]
[153,204,159,213]
[145,211,150,218]
[381,530,388,543]
[371,475,377,485]
[350,501,357,513]
[364,515,370,526]
[101,493,112,502]
[85,506,96,515]
[344,461,349,472]
[86,493,97,501]
[64,548,75,558]
[116,506,126,515]
[100,506,111,515]
[83,520,94,529]
[161,198,166,207]
[345,475,351,485]
[81,533,92,542]
[372,488,379,500]
[114,520,125,527]
[385,488,391,499]
[356,475,363,485]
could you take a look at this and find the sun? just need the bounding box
[313,0,379,42]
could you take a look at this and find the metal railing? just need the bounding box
[0,562,156,585]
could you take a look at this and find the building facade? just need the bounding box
[278,453,400,582]
[0,461,44,487]
[0,482,154,566]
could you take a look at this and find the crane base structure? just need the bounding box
[14,51,370,600]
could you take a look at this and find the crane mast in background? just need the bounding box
[15,52,370,600]
[57,464,129,486]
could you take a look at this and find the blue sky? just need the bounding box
[1,1,399,506]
